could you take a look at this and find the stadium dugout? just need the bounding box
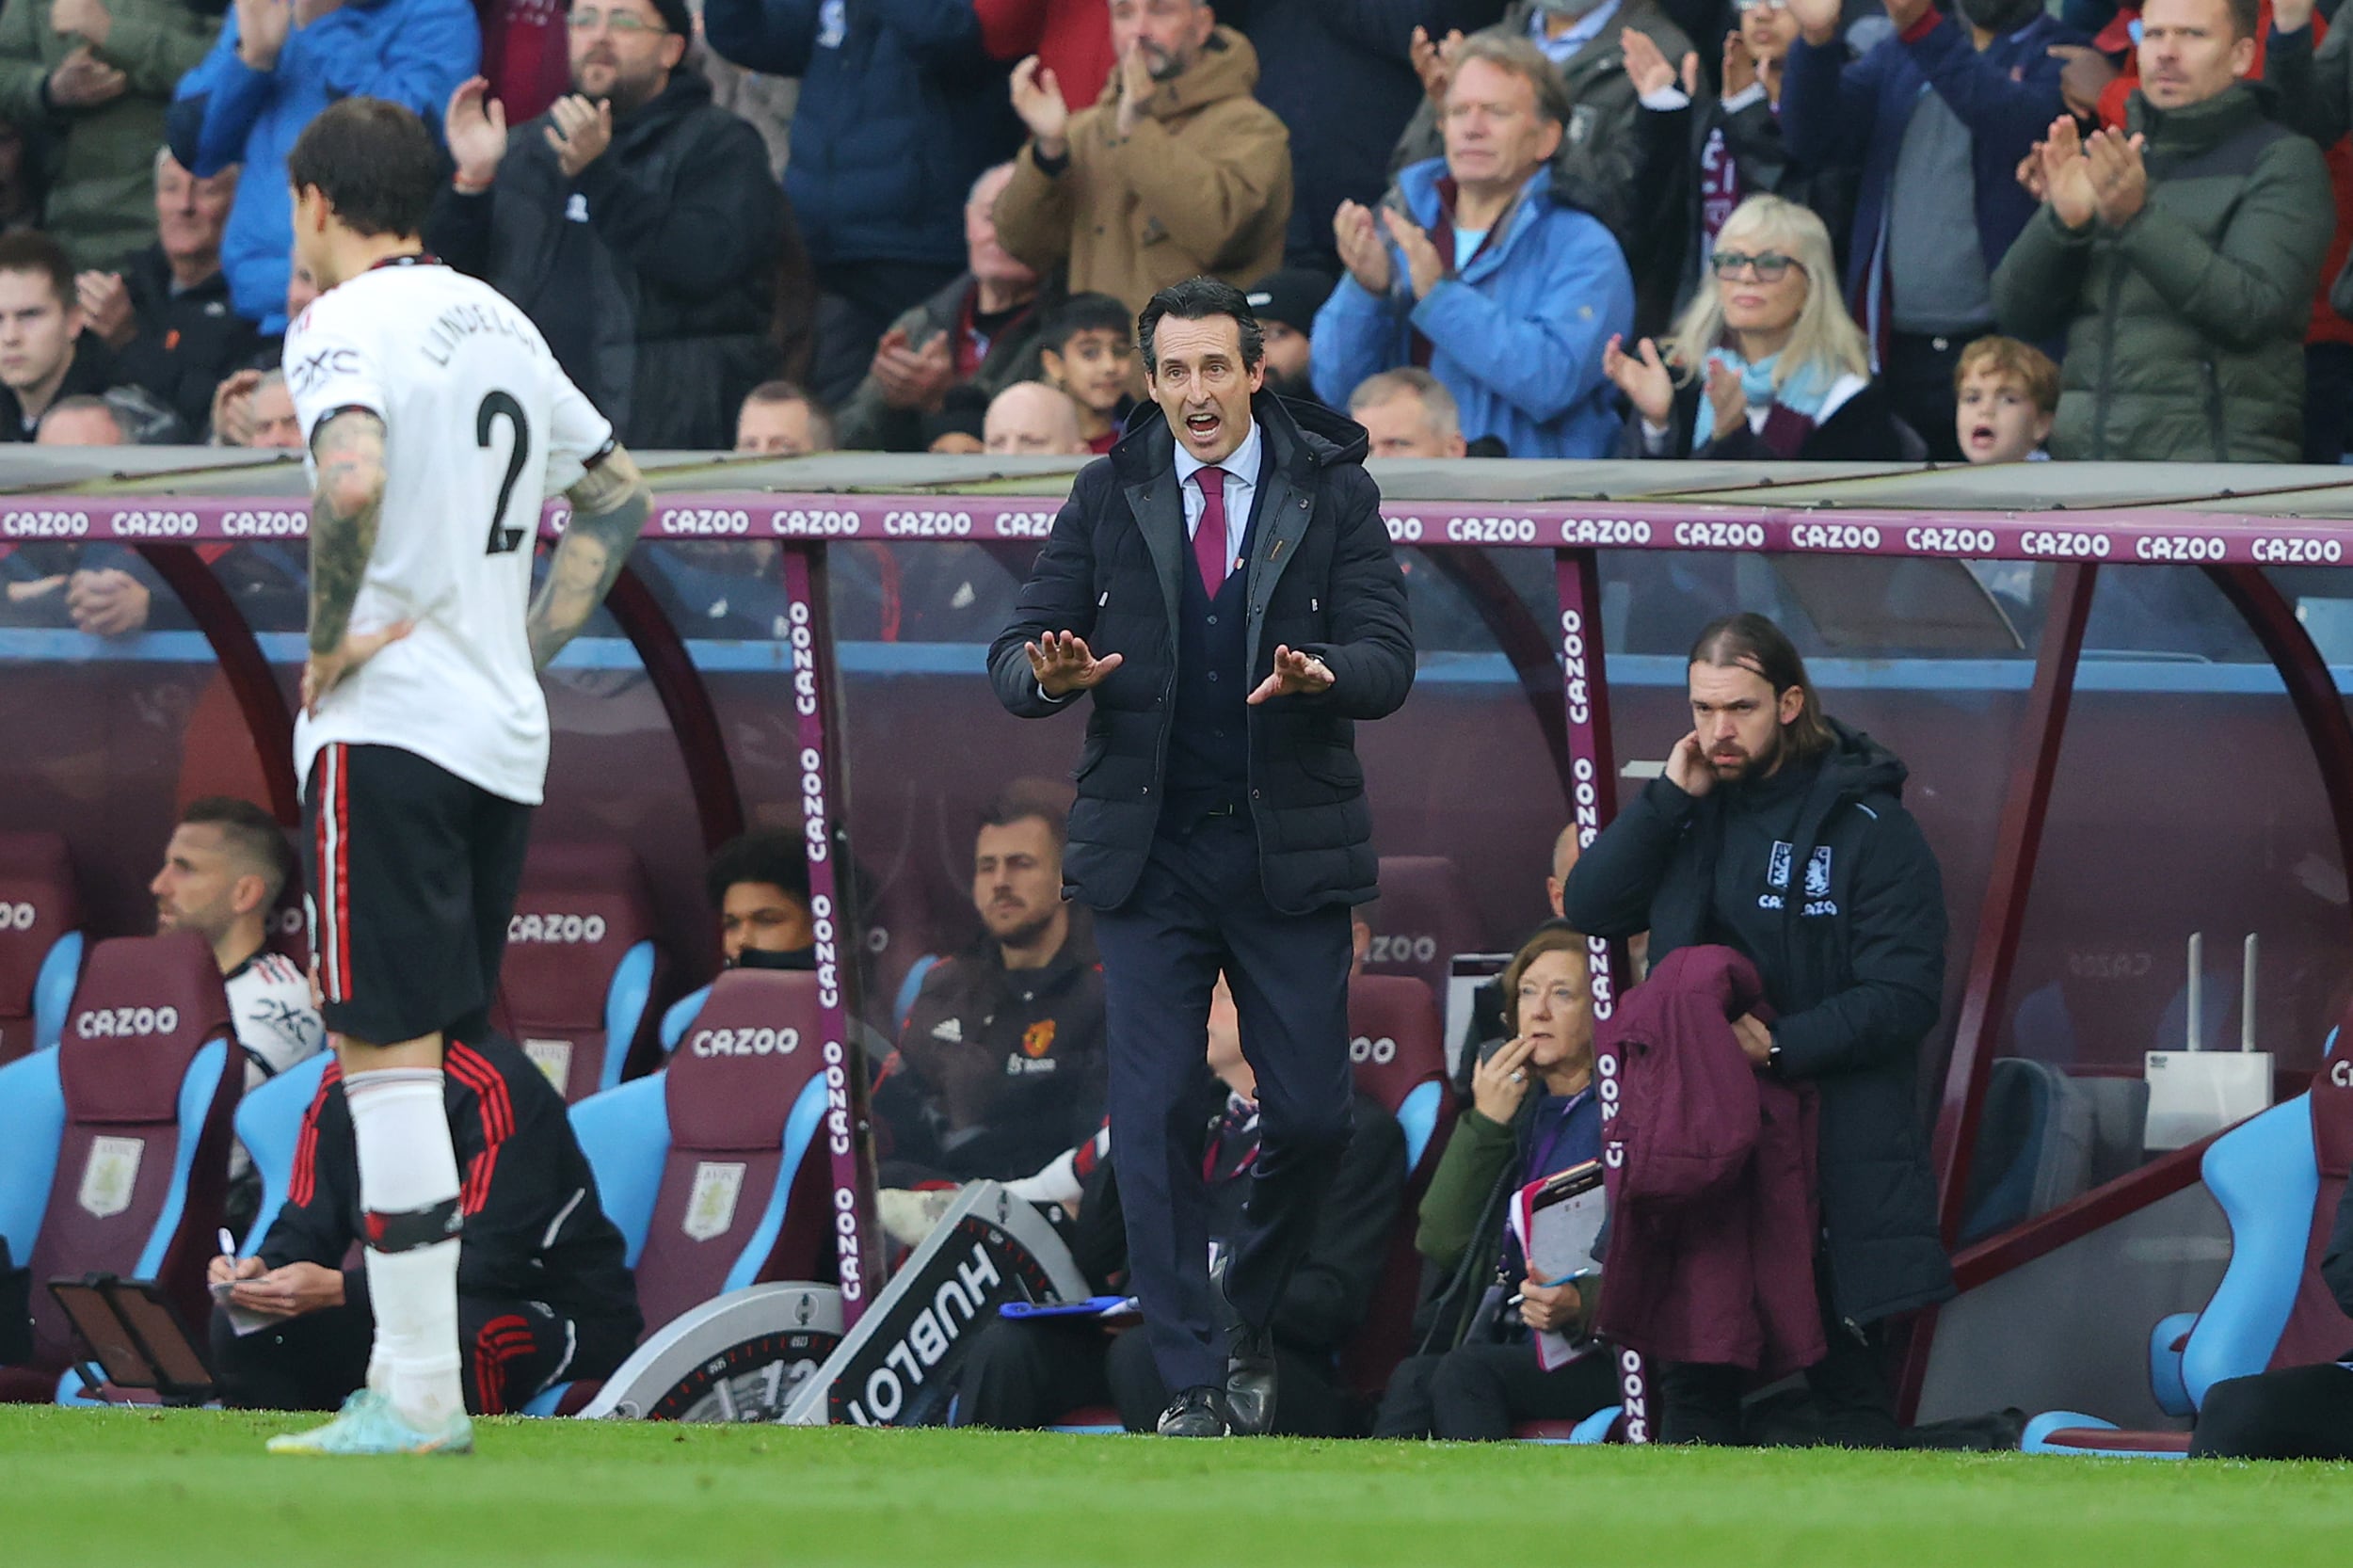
[12,441,2353,1433]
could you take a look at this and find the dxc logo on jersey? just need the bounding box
[0,901,35,931]
[76,1005,180,1039]
[288,346,361,397]
[1349,1034,1398,1064]
[508,912,608,944]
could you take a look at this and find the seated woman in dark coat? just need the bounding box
[1606,194,1921,463]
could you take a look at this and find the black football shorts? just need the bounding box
[303,743,532,1048]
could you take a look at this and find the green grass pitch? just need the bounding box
[2,1406,2349,1567]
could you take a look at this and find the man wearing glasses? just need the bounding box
[428,0,786,449]
[1311,33,1634,458]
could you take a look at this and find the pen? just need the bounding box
[217,1227,235,1268]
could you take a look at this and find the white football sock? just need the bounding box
[345,1067,465,1431]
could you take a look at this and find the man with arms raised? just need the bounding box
[1562,613,1950,1446]
[270,96,652,1456]
[990,277,1413,1436]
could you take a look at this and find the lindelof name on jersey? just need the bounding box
[423,299,539,370]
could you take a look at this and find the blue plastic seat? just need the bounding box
[2023,1033,2353,1456]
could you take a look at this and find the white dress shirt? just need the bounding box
[1174,417,1262,579]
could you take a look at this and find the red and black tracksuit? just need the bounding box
[210,1035,642,1415]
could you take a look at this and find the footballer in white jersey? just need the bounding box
[242,97,653,1460]
[285,259,611,808]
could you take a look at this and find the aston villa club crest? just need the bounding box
[683,1161,746,1241]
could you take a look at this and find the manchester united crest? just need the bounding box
[1021,1019,1056,1059]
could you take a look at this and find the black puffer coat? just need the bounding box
[1561,719,1952,1326]
[988,391,1415,916]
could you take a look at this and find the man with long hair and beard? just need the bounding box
[1562,612,1952,1448]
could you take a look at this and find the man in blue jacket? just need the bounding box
[1778,0,2075,459]
[168,0,479,332]
[1309,32,1632,459]
[703,0,1022,368]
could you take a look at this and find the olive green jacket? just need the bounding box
[1991,83,2331,463]
[0,0,219,271]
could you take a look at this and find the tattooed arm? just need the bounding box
[527,442,651,671]
[301,409,409,715]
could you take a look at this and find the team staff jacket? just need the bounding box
[1561,717,1952,1327]
[986,391,1415,917]
[262,1034,640,1335]
[873,924,1108,1184]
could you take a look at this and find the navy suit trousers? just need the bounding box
[1090,812,1354,1397]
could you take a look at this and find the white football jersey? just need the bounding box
[286,258,614,806]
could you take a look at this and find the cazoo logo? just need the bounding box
[507,913,608,944]
[1349,1034,1398,1065]
[692,1027,801,1058]
[77,1006,180,1039]
[0,902,35,931]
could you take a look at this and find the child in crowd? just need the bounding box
[1954,336,2058,465]
[1036,293,1137,455]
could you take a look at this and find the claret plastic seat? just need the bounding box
[0,830,84,1064]
[1363,856,1481,1002]
[498,841,666,1103]
[0,932,237,1402]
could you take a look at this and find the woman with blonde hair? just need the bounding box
[1606,194,1922,461]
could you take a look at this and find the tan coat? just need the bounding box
[994,25,1290,318]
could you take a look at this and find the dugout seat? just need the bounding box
[0,933,237,1402]
[228,1052,335,1255]
[0,831,84,1064]
[1960,1059,2096,1247]
[563,967,837,1343]
[1338,973,1456,1400]
[497,841,666,1104]
[1365,856,1481,1002]
[2021,1028,2353,1457]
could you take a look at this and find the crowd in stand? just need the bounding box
[0,0,2342,470]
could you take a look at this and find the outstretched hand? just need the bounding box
[1247,644,1335,705]
[1026,629,1123,697]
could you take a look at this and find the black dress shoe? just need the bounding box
[1225,1325,1277,1436]
[1156,1385,1233,1437]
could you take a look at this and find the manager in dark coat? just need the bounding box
[1561,611,1950,1446]
[988,276,1414,1437]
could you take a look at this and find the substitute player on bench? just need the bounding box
[270,97,652,1457]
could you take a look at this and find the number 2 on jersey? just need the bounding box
[477,391,531,555]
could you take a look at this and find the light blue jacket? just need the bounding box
[1308,159,1632,459]
[168,0,479,330]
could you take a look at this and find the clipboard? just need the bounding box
[1507,1160,1608,1372]
[47,1273,216,1404]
